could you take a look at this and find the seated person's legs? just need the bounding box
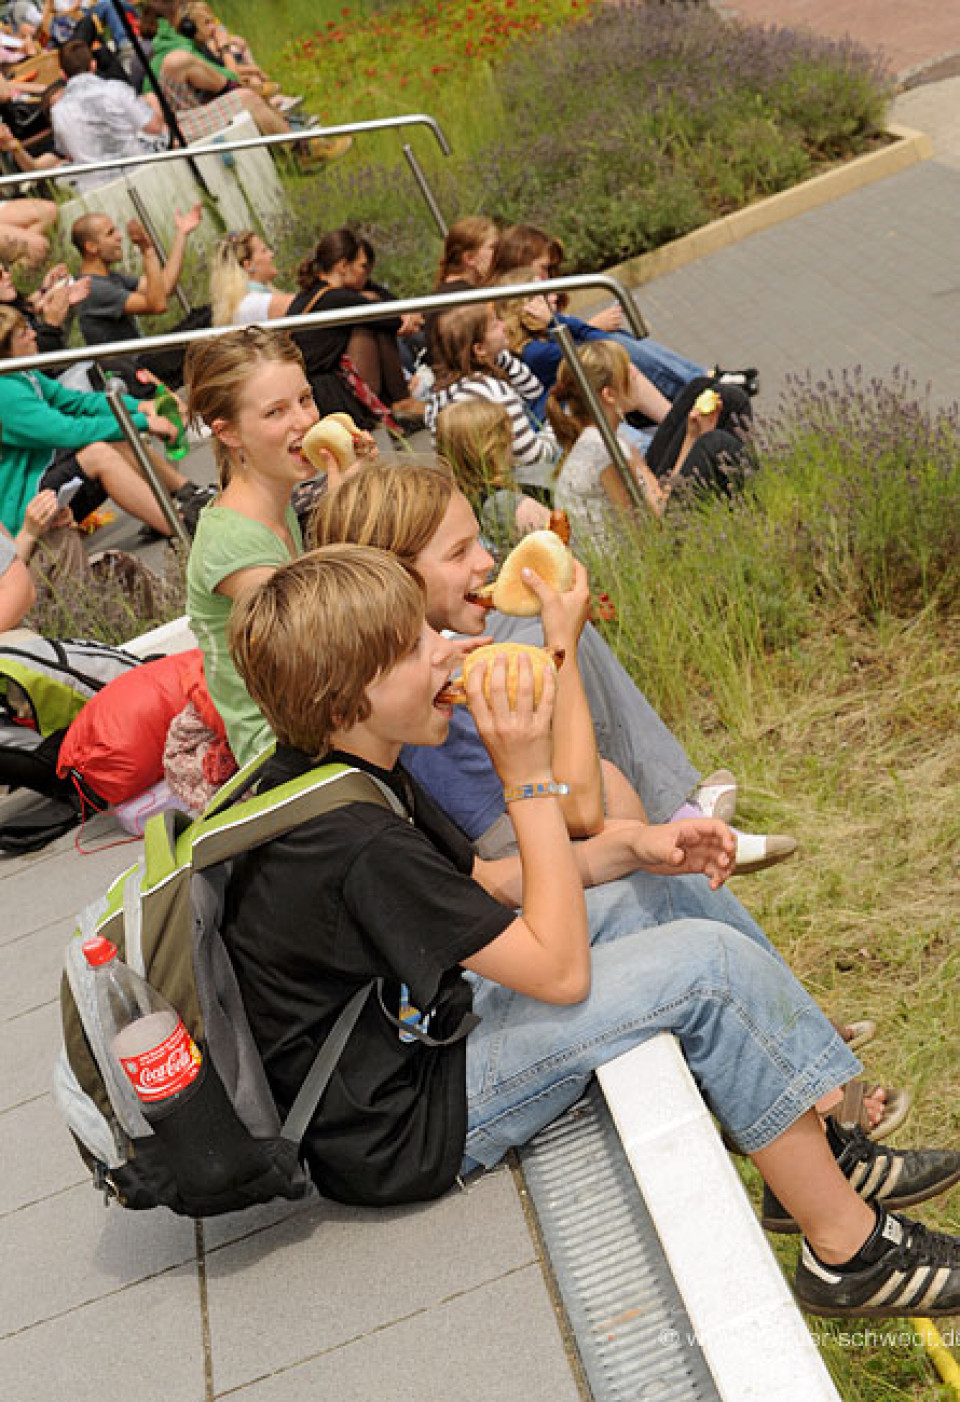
[74,441,173,536]
[605,329,704,401]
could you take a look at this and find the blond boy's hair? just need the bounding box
[434,398,513,499]
[228,545,424,758]
[311,459,456,572]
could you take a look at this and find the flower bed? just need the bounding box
[238,0,894,293]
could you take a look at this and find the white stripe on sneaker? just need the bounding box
[863,1270,908,1308]
[859,1158,893,1199]
[800,1242,843,1284]
[916,1268,952,1313]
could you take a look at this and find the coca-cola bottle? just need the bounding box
[81,935,291,1214]
[82,936,202,1107]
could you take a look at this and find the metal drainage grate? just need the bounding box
[518,1083,721,1402]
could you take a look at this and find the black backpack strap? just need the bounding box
[280,970,480,1149]
[280,981,377,1145]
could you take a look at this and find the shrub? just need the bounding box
[583,371,960,734]
[255,1,893,294]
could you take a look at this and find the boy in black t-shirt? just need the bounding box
[225,545,960,1319]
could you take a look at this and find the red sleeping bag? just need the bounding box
[57,650,213,805]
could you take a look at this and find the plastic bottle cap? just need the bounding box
[82,936,118,967]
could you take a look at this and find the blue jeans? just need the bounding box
[463,891,860,1172]
[90,0,128,46]
[607,330,704,401]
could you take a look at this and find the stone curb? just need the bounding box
[565,123,933,312]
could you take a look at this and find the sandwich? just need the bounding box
[434,641,564,708]
[466,527,575,617]
[302,413,362,472]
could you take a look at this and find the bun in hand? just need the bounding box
[435,641,563,708]
[467,529,576,616]
[302,413,362,472]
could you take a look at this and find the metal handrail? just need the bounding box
[0,111,451,184]
[1,274,646,503]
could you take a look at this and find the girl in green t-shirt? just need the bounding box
[184,327,322,767]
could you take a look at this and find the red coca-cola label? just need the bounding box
[119,1020,202,1102]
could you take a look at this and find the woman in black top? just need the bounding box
[289,227,422,430]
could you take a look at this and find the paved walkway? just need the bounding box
[716,0,960,83]
[3,22,960,1402]
[620,78,960,415]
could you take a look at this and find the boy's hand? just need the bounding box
[466,650,555,790]
[624,817,735,889]
[521,559,591,653]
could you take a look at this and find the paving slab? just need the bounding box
[204,1166,542,1395]
[632,158,960,413]
[0,1182,196,1337]
[0,999,65,1114]
[214,1262,580,1402]
[0,823,139,944]
[0,1093,87,1216]
[0,1262,204,1402]
[0,913,74,1022]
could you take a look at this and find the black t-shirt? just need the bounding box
[222,745,514,1205]
[79,270,140,346]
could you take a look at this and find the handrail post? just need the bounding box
[402,143,447,237]
[602,285,648,340]
[552,322,646,512]
[126,186,192,316]
[105,385,191,547]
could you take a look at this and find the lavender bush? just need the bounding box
[489,4,892,271]
[585,371,959,729]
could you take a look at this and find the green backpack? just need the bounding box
[54,753,403,1217]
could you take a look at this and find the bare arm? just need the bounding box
[160,204,202,297]
[600,449,666,518]
[475,815,735,908]
[267,290,295,318]
[216,564,279,601]
[127,220,167,316]
[459,653,591,1005]
[522,560,605,837]
[0,526,35,629]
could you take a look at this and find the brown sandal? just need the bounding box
[831,1018,877,1054]
[828,1080,912,1141]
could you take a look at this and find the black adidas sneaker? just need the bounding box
[795,1211,960,1318]
[762,1125,960,1233]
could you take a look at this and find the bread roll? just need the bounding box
[437,642,561,708]
[491,530,575,617]
[302,413,361,472]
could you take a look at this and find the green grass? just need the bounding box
[578,375,959,1401]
